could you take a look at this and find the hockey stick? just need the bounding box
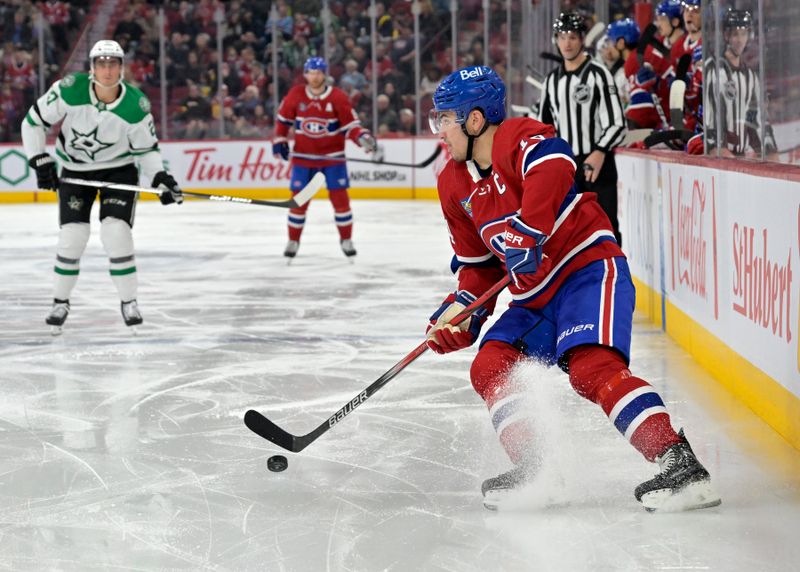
[643,128,693,149]
[291,144,441,169]
[622,128,654,145]
[244,275,512,453]
[540,51,564,65]
[669,54,692,131]
[585,21,606,49]
[62,172,325,209]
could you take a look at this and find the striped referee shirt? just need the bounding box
[538,55,626,157]
[705,57,776,156]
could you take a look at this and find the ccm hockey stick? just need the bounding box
[244,275,512,453]
[291,144,442,169]
[61,172,325,209]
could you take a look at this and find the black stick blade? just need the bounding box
[244,409,300,452]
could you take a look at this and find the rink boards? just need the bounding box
[0,138,441,202]
[617,149,800,450]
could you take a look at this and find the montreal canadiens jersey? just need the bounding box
[274,84,367,167]
[21,72,165,184]
[437,117,624,309]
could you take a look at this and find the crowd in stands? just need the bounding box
[3,0,790,160]
[1,0,89,142]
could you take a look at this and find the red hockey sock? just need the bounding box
[287,203,310,242]
[568,345,682,462]
[329,189,353,240]
[471,341,532,464]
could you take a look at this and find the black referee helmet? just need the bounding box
[553,12,588,37]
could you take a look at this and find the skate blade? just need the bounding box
[641,479,721,512]
[50,325,63,336]
[126,324,140,335]
[482,490,510,511]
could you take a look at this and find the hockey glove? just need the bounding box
[503,215,545,290]
[29,153,58,192]
[426,291,487,354]
[272,139,289,161]
[152,171,183,205]
[635,63,658,92]
[358,132,378,154]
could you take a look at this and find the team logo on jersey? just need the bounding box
[479,217,512,258]
[573,84,591,104]
[61,74,75,88]
[139,97,151,113]
[460,197,473,218]
[299,103,307,112]
[723,80,737,100]
[69,127,113,160]
[67,195,84,211]
[300,118,329,137]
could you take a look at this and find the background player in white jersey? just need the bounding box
[21,40,183,333]
[272,56,377,261]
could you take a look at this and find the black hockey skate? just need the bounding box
[45,299,70,335]
[481,463,537,511]
[284,240,299,264]
[121,299,143,328]
[340,239,357,260]
[635,430,721,512]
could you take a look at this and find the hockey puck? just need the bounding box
[267,455,288,472]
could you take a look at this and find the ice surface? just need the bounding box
[1,199,799,571]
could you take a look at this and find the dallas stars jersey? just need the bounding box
[21,72,164,184]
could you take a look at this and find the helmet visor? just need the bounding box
[428,109,460,134]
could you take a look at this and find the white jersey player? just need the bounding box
[21,40,183,333]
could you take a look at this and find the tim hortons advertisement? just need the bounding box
[0,139,440,192]
[616,153,662,292]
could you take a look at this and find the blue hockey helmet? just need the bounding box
[607,18,640,47]
[303,56,328,74]
[429,65,506,134]
[656,0,683,21]
[681,0,701,8]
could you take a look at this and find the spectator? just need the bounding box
[340,59,367,92]
[376,93,399,132]
[265,0,293,42]
[398,107,416,135]
[113,9,144,50]
[179,82,212,122]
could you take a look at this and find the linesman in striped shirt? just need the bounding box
[539,12,627,245]
[705,9,776,157]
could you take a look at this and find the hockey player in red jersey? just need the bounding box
[426,65,720,512]
[272,56,378,261]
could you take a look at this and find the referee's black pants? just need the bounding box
[575,151,622,247]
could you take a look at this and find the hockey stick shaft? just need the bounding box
[62,172,324,209]
[291,145,441,169]
[244,275,512,453]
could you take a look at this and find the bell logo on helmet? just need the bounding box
[459,67,484,81]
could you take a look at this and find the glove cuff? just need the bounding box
[29,153,54,168]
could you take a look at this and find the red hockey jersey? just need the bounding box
[437,117,624,309]
[274,84,368,168]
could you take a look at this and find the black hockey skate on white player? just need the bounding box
[481,462,537,511]
[121,299,143,327]
[46,299,70,335]
[635,430,721,512]
[340,239,356,258]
